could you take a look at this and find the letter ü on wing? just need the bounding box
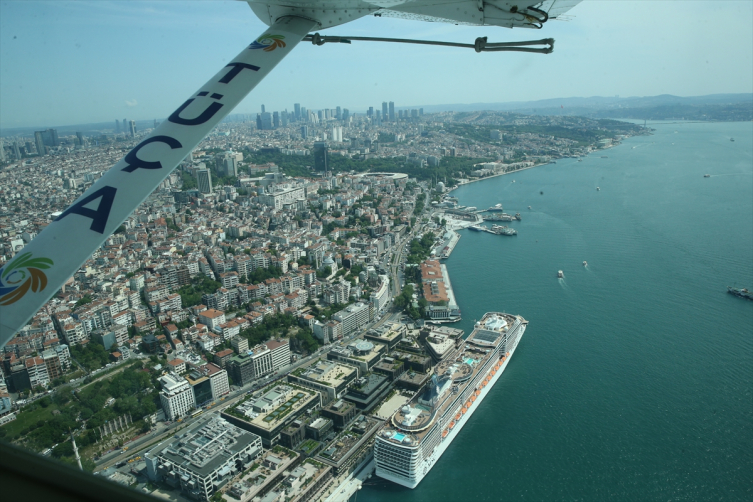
[0,16,317,349]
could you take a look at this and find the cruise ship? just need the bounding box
[374,312,527,489]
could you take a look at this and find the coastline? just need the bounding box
[447,161,549,193]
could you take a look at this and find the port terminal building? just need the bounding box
[144,416,262,502]
[221,383,321,447]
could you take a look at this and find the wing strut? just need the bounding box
[0,16,317,348]
[305,33,554,54]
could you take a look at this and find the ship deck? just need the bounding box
[380,313,519,446]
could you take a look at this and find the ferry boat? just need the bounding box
[727,286,752,300]
[491,225,517,236]
[468,225,485,232]
[486,204,504,212]
[485,213,515,221]
[374,313,527,489]
[596,187,600,191]
[731,138,735,142]
[557,270,564,278]
[515,213,522,221]
[704,174,711,178]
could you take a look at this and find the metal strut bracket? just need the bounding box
[304,33,554,54]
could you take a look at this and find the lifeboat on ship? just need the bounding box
[442,429,449,438]
[449,421,455,429]
[461,408,467,415]
[455,413,461,421]
[476,390,481,396]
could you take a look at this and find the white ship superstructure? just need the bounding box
[374,312,527,488]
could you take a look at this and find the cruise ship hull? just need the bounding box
[375,318,525,489]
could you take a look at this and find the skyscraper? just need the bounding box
[301,125,309,139]
[313,141,329,173]
[129,120,136,137]
[336,106,341,120]
[196,168,213,194]
[342,109,350,123]
[300,106,307,122]
[389,102,395,121]
[115,120,121,133]
[76,132,84,146]
[258,112,273,130]
[34,131,46,157]
[382,102,389,120]
[123,119,127,132]
[367,106,374,118]
[221,152,238,177]
[261,104,266,113]
[13,142,22,160]
[294,103,301,120]
[281,111,288,127]
[273,111,280,128]
[0,140,5,162]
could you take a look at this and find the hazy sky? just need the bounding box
[1,0,752,129]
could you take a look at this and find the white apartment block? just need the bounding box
[206,363,230,399]
[159,374,196,421]
[198,309,226,330]
[333,302,371,336]
[265,339,290,372]
[258,186,305,209]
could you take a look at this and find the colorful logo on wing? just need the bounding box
[248,35,286,52]
[0,252,54,306]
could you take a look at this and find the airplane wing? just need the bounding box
[247,1,582,29]
[376,0,583,28]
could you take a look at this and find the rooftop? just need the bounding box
[154,416,260,479]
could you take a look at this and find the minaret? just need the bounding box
[71,430,83,471]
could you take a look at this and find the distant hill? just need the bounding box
[412,93,753,115]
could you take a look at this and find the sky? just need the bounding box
[1,0,752,129]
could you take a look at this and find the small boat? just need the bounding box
[514,213,522,221]
[540,191,544,195]
[557,270,564,278]
[528,206,532,210]
[727,286,752,300]
[704,174,711,178]
[731,138,735,142]
[596,187,600,191]
[583,261,587,266]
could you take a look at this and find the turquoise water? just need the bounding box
[360,121,753,501]
[392,433,406,442]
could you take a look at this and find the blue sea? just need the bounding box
[359,121,753,501]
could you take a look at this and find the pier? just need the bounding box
[436,229,461,259]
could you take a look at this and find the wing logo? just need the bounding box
[0,252,54,306]
[248,35,286,52]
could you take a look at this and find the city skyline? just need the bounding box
[1,1,751,129]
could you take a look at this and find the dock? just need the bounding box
[436,229,461,259]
